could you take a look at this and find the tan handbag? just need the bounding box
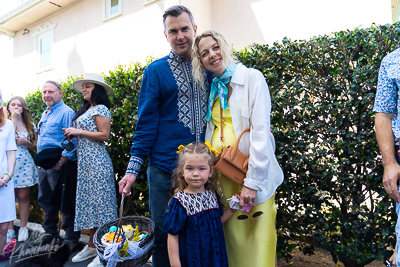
[215,105,250,185]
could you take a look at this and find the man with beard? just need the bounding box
[28,81,80,249]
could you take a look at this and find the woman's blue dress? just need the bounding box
[164,190,229,267]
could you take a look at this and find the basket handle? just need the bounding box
[112,193,126,244]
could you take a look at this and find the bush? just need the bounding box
[20,22,400,267]
[236,23,400,266]
[25,61,151,219]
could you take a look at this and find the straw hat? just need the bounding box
[73,73,113,96]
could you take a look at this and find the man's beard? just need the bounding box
[44,100,55,107]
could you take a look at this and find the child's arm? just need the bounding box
[221,207,236,224]
[167,233,181,267]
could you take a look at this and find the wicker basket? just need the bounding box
[94,216,155,267]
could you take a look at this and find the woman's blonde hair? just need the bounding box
[172,142,221,195]
[7,96,37,146]
[192,30,237,91]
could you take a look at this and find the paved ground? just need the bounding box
[0,221,152,267]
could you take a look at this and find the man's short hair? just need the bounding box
[42,81,62,91]
[163,5,195,32]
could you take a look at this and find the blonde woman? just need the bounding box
[6,96,38,242]
[192,30,284,267]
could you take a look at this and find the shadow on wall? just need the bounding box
[67,42,84,77]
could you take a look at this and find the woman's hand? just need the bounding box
[0,175,9,188]
[15,135,31,147]
[63,127,81,141]
[239,186,257,208]
[10,109,21,121]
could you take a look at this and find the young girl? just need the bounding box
[164,142,235,267]
[6,96,38,242]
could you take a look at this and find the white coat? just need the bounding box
[205,63,284,204]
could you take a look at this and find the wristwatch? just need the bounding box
[58,161,63,167]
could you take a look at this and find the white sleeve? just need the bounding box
[243,70,272,191]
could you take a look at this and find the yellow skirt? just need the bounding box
[220,174,277,267]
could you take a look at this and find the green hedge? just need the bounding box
[236,22,400,267]
[18,22,400,267]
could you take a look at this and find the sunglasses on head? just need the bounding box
[61,137,75,151]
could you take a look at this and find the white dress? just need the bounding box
[0,120,17,223]
[14,129,39,188]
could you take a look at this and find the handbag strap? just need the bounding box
[220,100,250,154]
[220,105,224,149]
[231,128,250,159]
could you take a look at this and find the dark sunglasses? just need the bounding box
[37,122,43,135]
[236,204,264,221]
[237,210,264,221]
[61,137,75,151]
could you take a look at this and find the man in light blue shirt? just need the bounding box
[29,81,80,248]
[374,48,400,266]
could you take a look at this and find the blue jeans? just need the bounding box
[147,165,172,267]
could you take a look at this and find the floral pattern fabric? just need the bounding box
[374,48,400,141]
[14,131,38,188]
[164,190,229,267]
[73,104,118,231]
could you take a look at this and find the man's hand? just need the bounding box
[118,174,137,195]
[52,163,62,171]
[383,162,400,202]
[375,112,400,202]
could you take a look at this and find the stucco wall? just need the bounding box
[12,0,176,92]
[10,0,267,94]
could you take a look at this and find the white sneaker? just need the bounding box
[18,227,29,242]
[88,256,102,267]
[72,245,97,263]
[6,229,15,243]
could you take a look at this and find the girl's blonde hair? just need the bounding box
[192,30,237,91]
[7,96,37,146]
[172,142,221,195]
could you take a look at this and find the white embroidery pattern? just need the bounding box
[167,51,208,142]
[126,155,144,176]
[174,190,219,217]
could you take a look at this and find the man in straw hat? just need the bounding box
[118,5,212,267]
[28,81,80,250]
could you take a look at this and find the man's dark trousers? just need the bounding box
[37,161,80,242]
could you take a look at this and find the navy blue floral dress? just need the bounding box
[164,190,229,267]
[73,104,117,231]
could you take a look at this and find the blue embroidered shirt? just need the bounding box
[374,48,400,142]
[37,101,77,161]
[126,51,211,175]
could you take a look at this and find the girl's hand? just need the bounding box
[63,127,81,141]
[16,136,30,147]
[10,109,21,120]
[239,186,257,208]
[0,175,9,188]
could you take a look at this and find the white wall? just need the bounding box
[0,0,393,101]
